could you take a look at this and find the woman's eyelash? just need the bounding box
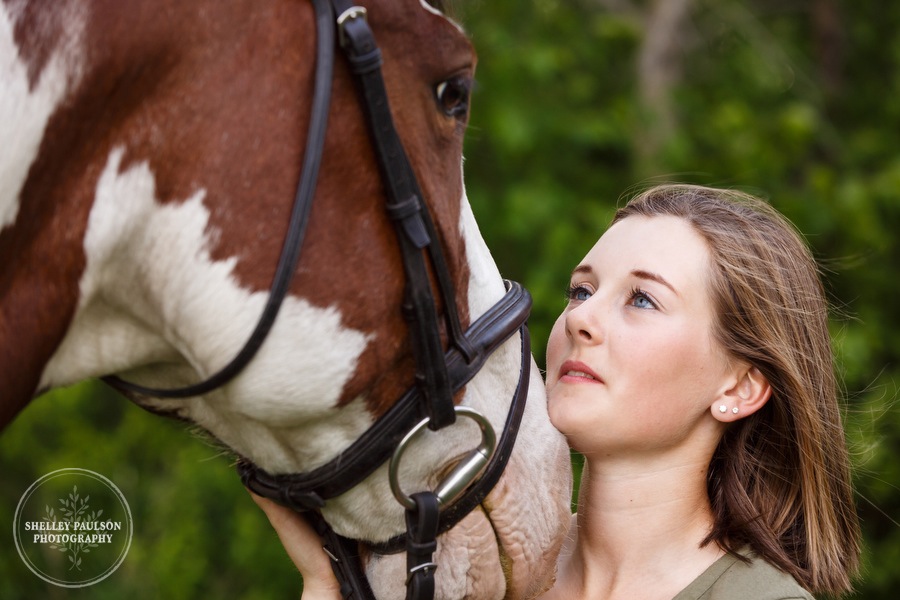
[565,284,658,308]
[629,286,657,309]
[565,284,591,301]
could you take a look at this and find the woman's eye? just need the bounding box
[566,285,592,303]
[435,76,471,118]
[629,287,657,310]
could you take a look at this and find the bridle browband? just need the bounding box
[104,1,533,599]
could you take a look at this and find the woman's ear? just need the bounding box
[711,366,772,422]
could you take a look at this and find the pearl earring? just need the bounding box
[732,407,739,414]
[718,405,727,413]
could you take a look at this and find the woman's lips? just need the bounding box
[558,360,603,383]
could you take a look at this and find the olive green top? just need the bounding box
[674,547,814,600]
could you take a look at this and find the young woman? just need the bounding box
[253,184,861,599]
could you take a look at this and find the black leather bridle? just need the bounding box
[104,1,533,598]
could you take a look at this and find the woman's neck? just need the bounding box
[558,456,723,599]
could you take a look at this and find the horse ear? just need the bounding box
[711,366,771,422]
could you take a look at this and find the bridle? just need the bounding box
[103,1,533,598]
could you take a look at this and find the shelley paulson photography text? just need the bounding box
[25,519,123,545]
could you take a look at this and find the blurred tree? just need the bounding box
[458,0,900,597]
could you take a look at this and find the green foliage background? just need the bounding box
[2,1,898,597]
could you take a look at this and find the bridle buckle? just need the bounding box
[336,5,367,49]
[407,561,438,585]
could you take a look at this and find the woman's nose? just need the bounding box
[565,298,603,344]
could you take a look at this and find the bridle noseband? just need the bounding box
[104,2,533,599]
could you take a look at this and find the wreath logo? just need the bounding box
[44,485,107,571]
[13,468,133,588]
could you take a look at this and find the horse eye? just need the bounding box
[435,76,471,118]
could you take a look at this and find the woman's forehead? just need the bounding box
[579,216,711,292]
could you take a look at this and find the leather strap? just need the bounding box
[307,511,377,600]
[405,492,440,600]
[333,0,458,431]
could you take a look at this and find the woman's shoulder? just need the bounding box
[673,547,814,600]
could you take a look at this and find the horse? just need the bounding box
[0,0,572,597]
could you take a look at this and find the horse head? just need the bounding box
[0,0,572,597]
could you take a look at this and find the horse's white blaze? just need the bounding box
[0,0,83,231]
[41,146,375,473]
[451,188,572,594]
[418,0,465,34]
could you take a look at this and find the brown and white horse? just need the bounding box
[0,0,571,597]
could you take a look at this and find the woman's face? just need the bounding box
[546,215,733,459]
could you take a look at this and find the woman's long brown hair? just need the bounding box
[614,185,860,596]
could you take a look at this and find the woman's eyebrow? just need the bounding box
[632,269,678,296]
[570,265,678,296]
[571,265,593,277]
